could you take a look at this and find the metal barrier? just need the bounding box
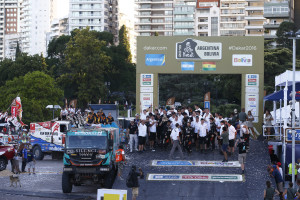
[262,125,284,141]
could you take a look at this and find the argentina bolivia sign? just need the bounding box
[176,38,222,60]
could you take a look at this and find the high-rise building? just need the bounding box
[21,0,51,55]
[173,0,196,36]
[220,0,247,36]
[135,0,174,36]
[46,17,69,49]
[245,0,265,36]
[263,0,294,39]
[295,0,300,30]
[69,0,119,43]
[194,0,220,36]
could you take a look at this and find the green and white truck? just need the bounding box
[62,123,120,193]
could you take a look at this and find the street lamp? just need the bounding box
[46,105,61,120]
[285,29,300,187]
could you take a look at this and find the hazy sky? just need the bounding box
[57,0,69,18]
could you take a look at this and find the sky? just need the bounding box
[57,0,69,18]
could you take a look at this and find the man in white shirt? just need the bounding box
[169,123,184,160]
[169,113,176,123]
[140,109,149,121]
[149,115,157,151]
[227,121,237,155]
[138,120,147,152]
[177,111,184,122]
[194,104,203,116]
[171,116,182,129]
[60,108,68,120]
[198,118,208,153]
[192,116,201,151]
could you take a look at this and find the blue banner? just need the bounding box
[145,54,165,66]
[181,62,194,71]
[286,129,300,142]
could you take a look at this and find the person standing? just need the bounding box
[238,108,248,125]
[115,145,126,180]
[208,118,217,151]
[149,115,157,151]
[263,180,279,200]
[265,110,274,139]
[268,165,284,200]
[183,122,193,155]
[247,111,256,139]
[192,116,201,151]
[169,123,184,160]
[138,120,147,152]
[126,165,144,200]
[27,145,36,175]
[235,137,247,174]
[128,120,138,153]
[221,126,229,162]
[21,145,28,172]
[161,120,172,150]
[198,119,208,153]
[227,122,236,156]
[282,182,300,200]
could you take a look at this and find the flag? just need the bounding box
[69,99,77,108]
[202,62,216,71]
[166,97,175,106]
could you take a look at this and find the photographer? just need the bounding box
[126,165,144,200]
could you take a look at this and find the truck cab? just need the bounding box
[62,124,119,193]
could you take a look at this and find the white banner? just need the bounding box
[140,93,153,111]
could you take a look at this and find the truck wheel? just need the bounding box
[62,172,72,193]
[103,166,116,189]
[0,158,7,171]
[33,146,44,160]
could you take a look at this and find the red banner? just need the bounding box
[11,106,17,117]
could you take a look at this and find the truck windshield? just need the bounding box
[66,136,107,149]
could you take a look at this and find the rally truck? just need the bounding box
[29,120,71,160]
[62,123,120,193]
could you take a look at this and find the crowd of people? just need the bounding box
[0,111,22,133]
[126,105,255,173]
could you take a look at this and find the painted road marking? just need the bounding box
[151,160,241,167]
[147,174,243,182]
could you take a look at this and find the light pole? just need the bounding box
[285,30,300,187]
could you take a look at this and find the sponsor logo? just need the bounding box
[145,54,165,66]
[152,175,180,179]
[176,38,222,60]
[182,175,209,180]
[211,176,238,180]
[232,54,253,66]
[156,161,193,166]
[181,62,194,71]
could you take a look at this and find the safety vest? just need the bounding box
[288,163,298,175]
[115,149,124,162]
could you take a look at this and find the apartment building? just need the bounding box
[173,0,196,36]
[46,17,69,49]
[135,0,174,36]
[263,0,294,39]
[220,0,247,36]
[69,0,119,42]
[195,0,220,36]
[245,0,265,36]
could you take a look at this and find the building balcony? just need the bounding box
[174,24,194,29]
[245,6,263,11]
[263,23,280,29]
[173,10,194,15]
[173,17,194,22]
[245,25,263,29]
[263,12,289,18]
[173,31,194,36]
[245,16,265,20]
[264,34,277,39]
[245,33,263,36]
[135,0,174,4]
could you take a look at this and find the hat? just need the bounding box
[277,162,281,167]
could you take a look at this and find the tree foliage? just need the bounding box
[0,71,63,124]
[118,25,132,62]
[276,22,296,47]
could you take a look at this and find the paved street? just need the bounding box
[0,139,275,200]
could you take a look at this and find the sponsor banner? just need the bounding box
[140,74,153,87]
[166,97,176,106]
[245,93,259,123]
[232,54,253,66]
[246,87,259,94]
[181,62,194,71]
[140,93,153,111]
[147,174,243,182]
[285,128,300,142]
[246,74,259,87]
[202,62,216,71]
[176,38,222,60]
[145,54,166,66]
[97,189,127,200]
[11,106,17,117]
[140,87,153,93]
[151,160,241,167]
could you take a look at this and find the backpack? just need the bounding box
[126,171,134,188]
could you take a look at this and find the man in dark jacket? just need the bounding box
[127,165,143,200]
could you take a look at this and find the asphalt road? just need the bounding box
[0,139,276,200]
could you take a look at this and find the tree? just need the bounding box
[61,27,110,107]
[118,25,132,62]
[0,53,48,85]
[276,22,296,47]
[47,35,71,59]
[0,71,64,124]
[15,42,21,59]
[154,32,159,36]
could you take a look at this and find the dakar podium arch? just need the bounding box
[136,36,264,130]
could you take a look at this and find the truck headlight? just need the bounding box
[100,168,110,171]
[96,154,105,159]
